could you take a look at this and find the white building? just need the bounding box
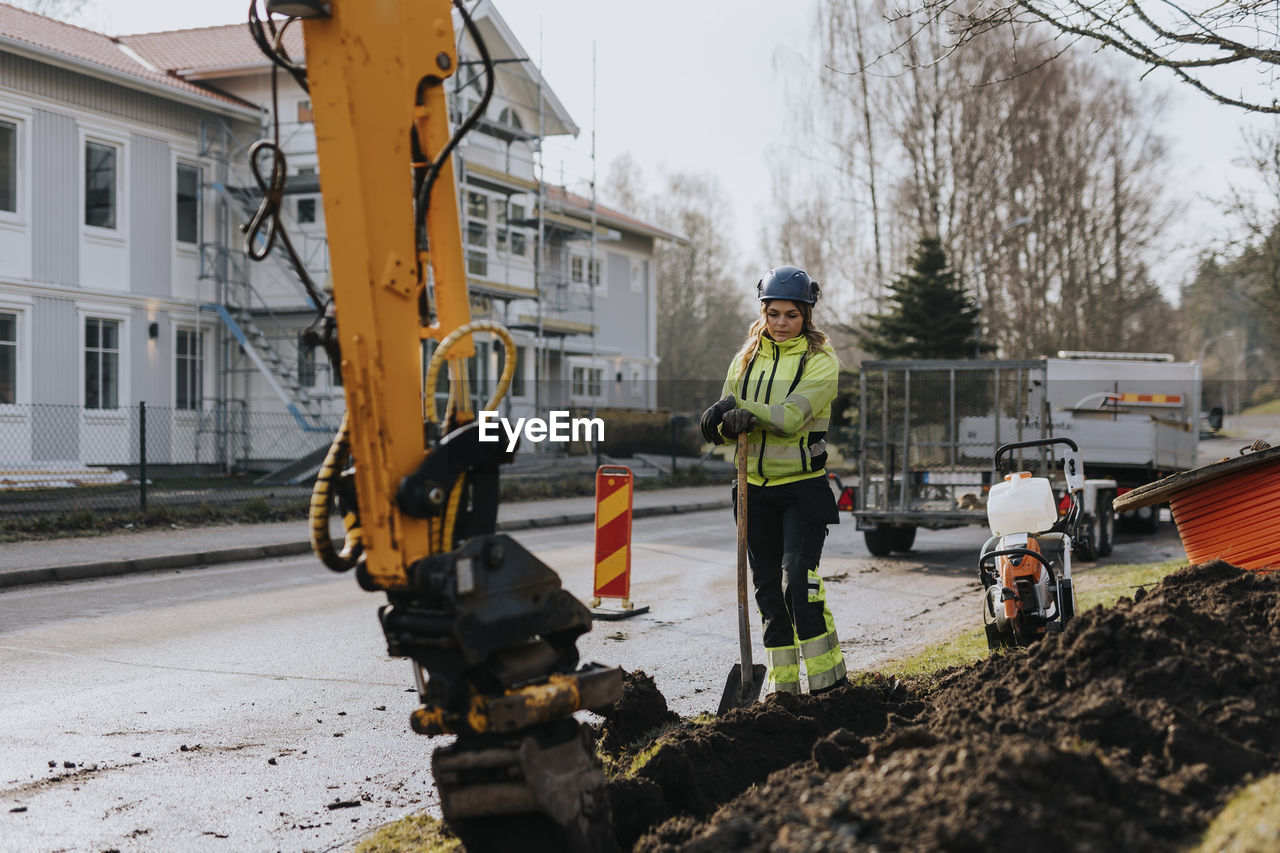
[0,0,675,476]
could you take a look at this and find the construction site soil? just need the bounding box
[595,561,1280,852]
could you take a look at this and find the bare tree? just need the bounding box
[604,164,754,411]
[963,49,1174,356]
[1189,130,1280,360]
[8,0,87,20]
[777,2,1175,357]
[909,0,1280,113]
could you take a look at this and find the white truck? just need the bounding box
[843,353,1200,560]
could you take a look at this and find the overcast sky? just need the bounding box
[78,0,1279,292]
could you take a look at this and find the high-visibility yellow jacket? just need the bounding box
[717,333,838,486]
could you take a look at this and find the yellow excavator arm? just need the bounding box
[299,0,472,587]
[249,2,621,849]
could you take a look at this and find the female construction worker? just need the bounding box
[699,265,848,695]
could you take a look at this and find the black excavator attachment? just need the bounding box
[380,531,623,851]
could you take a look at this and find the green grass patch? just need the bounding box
[1242,397,1280,416]
[0,466,724,543]
[598,713,715,779]
[0,499,310,543]
[1195,772,1280,852]
[1073,558,1186,610]
[620,738,668,777]
[351,813,459,853]
[883,557,1187,685]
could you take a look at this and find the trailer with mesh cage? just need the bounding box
[845,358,1138,561]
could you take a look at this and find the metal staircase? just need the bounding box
[200,303,329,432]
[198,119,337,436]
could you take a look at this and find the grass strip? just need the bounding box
[1196,772,1280,852]
[884,557,1186,683]
[352,813,459,853]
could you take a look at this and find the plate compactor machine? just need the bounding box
[980,438,1085,648]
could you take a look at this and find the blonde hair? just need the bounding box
[732,301,830,377]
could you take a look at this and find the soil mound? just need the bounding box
[596,670,680,755]
[598,561,1280,852]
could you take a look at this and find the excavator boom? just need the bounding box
[249,2,621,849]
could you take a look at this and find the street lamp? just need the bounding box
[1197,329,1238,366]
[973,216,1033,358]
[1197,329,1238,416]
[1233,348,1267,416]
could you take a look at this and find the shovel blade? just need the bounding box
[716,662,767,715]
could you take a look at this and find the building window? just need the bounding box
[297,99,313,123]
[0,120,15,213]
[572,366,602,397]
[297,198,316,223]
[0,312,15,404]
[467,219,488,276]
[498,106,523,130]
[176,328,203,410]
[84,317,119,409]
[511,232,527,257]
[571,256,584,282]
[298,333,316,388]
[467,192,489,220]
[496,230,507,252]
[85,141,117,229]
[589,258,601,285]
[176,163,199,244]
[509,202,525,222]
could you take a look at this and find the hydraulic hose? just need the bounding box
[310,412,363,572]
[424,320,517,425]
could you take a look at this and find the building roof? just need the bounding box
[544,184,686,244]
[120,22,304,80]
[465,0,577,138]
[118,3,579,138]
[0,3,258,115]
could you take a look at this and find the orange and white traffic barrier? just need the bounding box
[589,465,648,617]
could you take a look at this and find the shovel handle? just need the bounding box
[736,433,755,685]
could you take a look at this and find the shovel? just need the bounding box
[717,432,767,714]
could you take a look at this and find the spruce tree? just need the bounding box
[860,235,982,359]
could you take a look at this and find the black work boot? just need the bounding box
[811,676,849,696]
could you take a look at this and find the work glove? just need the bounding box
[721,408,757,437]
[700,394,736,444]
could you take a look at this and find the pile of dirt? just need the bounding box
[595,670,680,755]
[596,561,1280,851]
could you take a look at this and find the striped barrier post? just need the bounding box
[589,465,649,620]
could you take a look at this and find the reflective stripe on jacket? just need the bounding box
[718,334,838,487]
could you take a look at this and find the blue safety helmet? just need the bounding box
[757,266,819,304]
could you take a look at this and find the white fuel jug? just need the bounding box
[986,472,1058,536]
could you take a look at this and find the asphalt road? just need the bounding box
[0,506,1183,853]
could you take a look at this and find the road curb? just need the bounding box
[0,500,732,590]
[0,541,316,590]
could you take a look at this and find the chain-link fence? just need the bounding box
[0,402,339,522]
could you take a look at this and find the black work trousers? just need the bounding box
[738,475,839,650]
